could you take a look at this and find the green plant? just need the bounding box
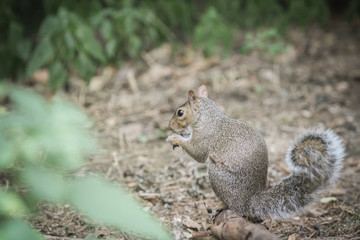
[241,28,290,55]
[0,5,31,80]
[194,7,232,56]
[287,0,329,26]
[26,8,106,90]
[0,85,170,239]
[90,2,167,61]
[1,0,357,90]
[26,2,170,90]
[142,0,197,39]
[241,0,284,28]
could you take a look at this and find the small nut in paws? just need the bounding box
[166,134,181,146]
[165,135,173,143]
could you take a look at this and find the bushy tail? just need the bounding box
[248,129,345,219]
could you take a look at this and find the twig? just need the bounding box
[210,209,280,240]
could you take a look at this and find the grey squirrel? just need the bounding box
[166,85,345,219]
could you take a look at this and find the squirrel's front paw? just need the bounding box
[166,134,182,148]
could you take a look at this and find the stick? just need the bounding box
[210,209,279,240]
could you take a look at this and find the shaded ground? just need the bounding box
[32,23,360,239]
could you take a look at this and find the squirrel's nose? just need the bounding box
[168,120,177,131]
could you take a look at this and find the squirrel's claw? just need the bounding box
[211,208,222,221]
[211,202,228,221]
[172,144,179,150]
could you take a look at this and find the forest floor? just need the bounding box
[31,22,360,239]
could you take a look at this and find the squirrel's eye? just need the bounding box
[177,109,184,117]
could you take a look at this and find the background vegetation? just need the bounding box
[1,0,359,89]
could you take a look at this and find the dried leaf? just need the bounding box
[288,233,299,240]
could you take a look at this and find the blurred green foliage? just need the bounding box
[0,85,170,239]
[241,28,291,55]
[194,6,232,56]
[0,0,359,89]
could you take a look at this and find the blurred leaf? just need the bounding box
[258,28,278,39]
[99,19,117,58]
[69,176,171,239]
[105,39,117,58]
[128,36,142,58]
[9,87,48,125]
[0,191,28,217]
[45,98,97,168]
[26,37,54,77]
[0,137,14,168]
[58,8,71,28]
[194,7,232,56]
[0,220,41,240]
[76,53,96,82]
[0,106,7,115]
[16,40,31,61]
[64,31,76,51]
[8,22,23,48]
[0,85,172,239]
[75,25,105,63]
[4,87,96,169]
[100,19,113,40]
[39,15,60,36]
[49,61,67,90]
[241,28,289,56]
[21,167,67,202]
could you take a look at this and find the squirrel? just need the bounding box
[166,85,345,219]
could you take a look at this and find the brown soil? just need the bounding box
[32,23,360,239]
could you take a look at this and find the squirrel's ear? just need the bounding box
[188,90,199,109]
[197,85,208,98]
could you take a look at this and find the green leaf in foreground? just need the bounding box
[4,86,97,169]
[0,86,170,239]
[0,220,41,240]
[21,167,67,202]
[21,167,171,239]
[0,190,28,217]
[0,136,15,168]
[69,176,171,239]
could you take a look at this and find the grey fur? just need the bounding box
[167,95,345,219]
